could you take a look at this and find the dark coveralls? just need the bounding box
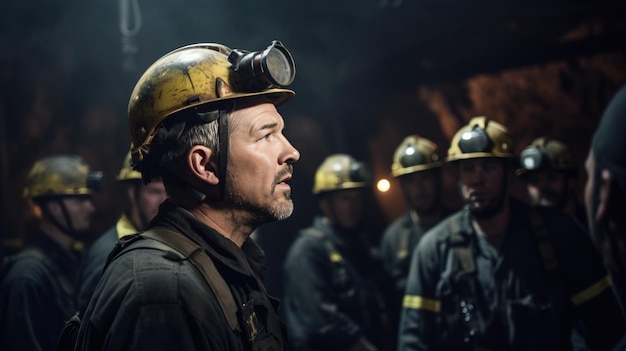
[76,200,288,351]
[283,216,391,350]
[0,233,80,351]
[398,197,626,351]
[76,214,138,312]
[380,212,430,302]
[379,209,454,349]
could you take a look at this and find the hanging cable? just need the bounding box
[119,0,142,72]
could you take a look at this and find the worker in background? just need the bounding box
[398,116,625,350]
[283,153,393,351]
[0,154,101,351]
[75,151,166,312]
[379,134,454,346]
[518,136,586,226]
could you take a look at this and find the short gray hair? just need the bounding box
[159,119,220,169]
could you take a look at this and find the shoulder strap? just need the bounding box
[398,215,413,260]
[141,227,240,331]
[449,216,476,281]
[528,207,561,282]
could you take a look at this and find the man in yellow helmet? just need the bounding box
[0,154,101,351]
[75,151,166,312]
[379,135,455,346]
[518,137,586,226]
[283,154,392,351]
[76,40,300,350]
[398,117,625,350]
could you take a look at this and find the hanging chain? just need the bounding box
[119,0,142,72]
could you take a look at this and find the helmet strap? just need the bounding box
[40,198,80,240]
[218,109,229,200]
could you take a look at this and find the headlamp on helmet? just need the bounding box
[518,137,576,176]
[458,127,494,154]
[447,116,514,162]
[391,135,442,177]
[228,40,296,90]
[519,147,543,171]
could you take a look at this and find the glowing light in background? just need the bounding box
[376,178,391,193]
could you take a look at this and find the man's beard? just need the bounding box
[463,189,506,220]
[224,167,294,226]
[466,199,503,219]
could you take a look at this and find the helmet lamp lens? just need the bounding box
[349,162,371,183]
[229,40,295,89]
[458,128,492,154]
[400,146,427,167]
[263,44,295,86]
[520,148,543,171]
[86,171,105,191]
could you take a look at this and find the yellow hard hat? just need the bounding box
[128,40,296,171]
[391,135,442,177]
[24,155,104,199]
[518,137,576,175]
[313,154,371,195]
[447,116,515,162]
[116,151,142,181]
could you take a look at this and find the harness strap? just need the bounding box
[450,217,476,278]
[141,227,239,331]
[528,208,561,281]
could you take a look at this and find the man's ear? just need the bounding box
[596,169,613,222]
[188,145,219,185]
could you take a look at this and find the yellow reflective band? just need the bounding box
[397,249,408,259]
[403,295,441,312]
[330,252,343,263]
[571,275,612,305]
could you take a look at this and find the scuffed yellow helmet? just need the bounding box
[391,135,442,177]
[128,40,296,170]
[24,155,103,199]
[447,116,514,162]
[313,154,371,195]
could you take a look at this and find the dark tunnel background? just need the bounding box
[1,0,626,300]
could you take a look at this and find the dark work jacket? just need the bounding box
[398,197,626,351]
[76,215,138,313]
[380,209,455,308]
[379,208,454,350]
[76,200,288,351]
[0,232,80,351]
[282,216,391,351]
